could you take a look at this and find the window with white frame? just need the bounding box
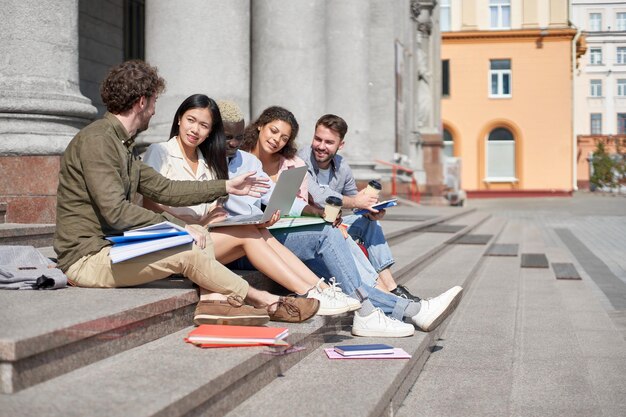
[589,13,602,31]
[440,0,451,32]
[486,128,515,179]
[618,79,626,96]
[617,47,626,64]
[590,79,603,97]
[489,0,510,29]
[489,59,511,97]
[589,47,603,65]
[618,114,626,134]
[590,114,602,134]
[617,12,626,31]
[443,129,454,158]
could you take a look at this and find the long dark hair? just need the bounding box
[241,106,299,159]
[169,94,228,180]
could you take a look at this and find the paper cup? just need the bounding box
[364,180,382,198]
[324,196,343,222]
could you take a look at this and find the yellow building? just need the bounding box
[441,0,586,196]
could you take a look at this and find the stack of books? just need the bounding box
[106,221,193,263]
[325,343,411,359]
[185,324,289,348]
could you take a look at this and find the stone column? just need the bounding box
[0,0,97,223]
[251,0,326,148]
[140,0,251,146]
[368,0,402,165]
[411,0,446,204]
[325,0,374,180]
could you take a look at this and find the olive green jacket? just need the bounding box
[54,112,227,272]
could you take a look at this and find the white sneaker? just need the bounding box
[411,286,463,332]
[328,277,361,312]
[307,279,350,316]
[351,308,415,337]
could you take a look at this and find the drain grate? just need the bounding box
[521,253,550,268]
[450,234,493,245]
[424,224,466,233]
[552,263,582,280]
[485,243,519,257]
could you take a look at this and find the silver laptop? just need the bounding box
[208,166,307,228]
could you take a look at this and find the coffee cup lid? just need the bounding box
[325,196,343,206]
[368,180,382,190]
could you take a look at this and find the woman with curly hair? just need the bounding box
[240,106,326,218]
[238,106,438,337]
[143,95,358,317]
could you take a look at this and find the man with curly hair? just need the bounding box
[53,60,320,326]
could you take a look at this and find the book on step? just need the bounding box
[334,343,395,356]
[106,221,193,264]
[325,347,410,360]
[185,324,289,348]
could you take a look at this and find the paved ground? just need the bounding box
[472,193,626,306]
[400,192,626,417]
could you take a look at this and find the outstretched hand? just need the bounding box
[226,171,270,197]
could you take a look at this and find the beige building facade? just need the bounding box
[441,0,585,196]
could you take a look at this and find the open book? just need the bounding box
[106,221,193,264]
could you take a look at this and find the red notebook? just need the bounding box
[185,324,289,348]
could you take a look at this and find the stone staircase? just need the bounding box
[0,203,499,416]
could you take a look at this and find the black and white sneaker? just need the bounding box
[391,285,421,302]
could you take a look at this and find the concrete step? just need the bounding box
[388,211,492,281]
[0,318,333,417]
[383,207,476,242]
[225,219,505,417]
[0,224,55,247]
[398,217,626,417]
[0,205,484,410]
[0,278,197,394]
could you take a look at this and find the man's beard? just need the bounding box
[136,111,151,134]
[314,149,334,165]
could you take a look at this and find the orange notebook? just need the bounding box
[185,324,289,348]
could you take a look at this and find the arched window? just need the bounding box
[486,127,515,179]
[443,129,454,158]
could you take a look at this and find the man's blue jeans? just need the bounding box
[269,223,409,320]
[342,214,395,272]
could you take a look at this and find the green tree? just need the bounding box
[590,141,616,190]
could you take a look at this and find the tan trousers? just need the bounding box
[65,232,249,298]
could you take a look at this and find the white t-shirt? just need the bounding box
[317,167,331,187]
